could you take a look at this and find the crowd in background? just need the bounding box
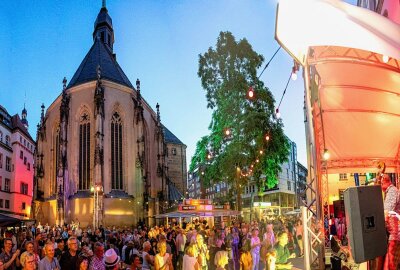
[0,215,305,270]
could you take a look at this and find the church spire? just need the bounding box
[21,103,28,129]
[93,1,114,51]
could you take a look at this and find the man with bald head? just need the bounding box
[38,242,60,270]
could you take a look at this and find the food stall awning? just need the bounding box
[275,0,400,173]
[154,210,242,219]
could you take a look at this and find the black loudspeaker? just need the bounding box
[344,185,387,263]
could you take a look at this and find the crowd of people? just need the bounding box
[0,215,304,270]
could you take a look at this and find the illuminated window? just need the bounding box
[79,112,91,190]
[111,112,123,190]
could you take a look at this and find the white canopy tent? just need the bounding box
[275,0,400,268]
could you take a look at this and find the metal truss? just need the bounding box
[302,64,325,270]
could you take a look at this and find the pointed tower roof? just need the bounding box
[67,38,133,89]
[67,4,133,89]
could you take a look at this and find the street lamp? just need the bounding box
[92,184,103,229]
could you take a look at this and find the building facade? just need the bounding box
[164,126,187,196]
[33,4,185,227]
[0,105,35,219]
[296,161,308,207]
[357,0,400,24]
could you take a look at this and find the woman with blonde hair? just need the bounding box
[154,239,173,270]
[21,252,36,270]
[183,244,200,270]
[214,251,229,270]
[240,239,253,270]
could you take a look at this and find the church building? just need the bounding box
[33,3,186,226]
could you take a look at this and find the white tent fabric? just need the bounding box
[275,0,400,65]
[276,0,400,173]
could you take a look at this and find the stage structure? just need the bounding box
[275,0,400,269]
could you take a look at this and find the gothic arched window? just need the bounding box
[79,112,91,190]
[53,127,60,194]
[111,112,123,190]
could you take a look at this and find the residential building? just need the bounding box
[0,105,35,218]
[33,3,185,227]
[296,161,308,207]
[187,169,203,199]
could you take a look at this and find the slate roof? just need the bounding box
[168,181,184,201]
[67,38,133,89]
[163,125,184,145]
[11,114,35,143]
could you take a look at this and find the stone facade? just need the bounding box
[33,5,185,227]
[165,142,187,196]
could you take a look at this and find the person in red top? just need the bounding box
[381,174,400,270]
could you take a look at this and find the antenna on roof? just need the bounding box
[102,0,106,8]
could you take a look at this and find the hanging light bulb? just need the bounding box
[265,134,270,141]
[323,149,330,160]
[247,86,255,99]
[382,55,389,63]
[259,150,263,154]
[291,72,297,81]
[291,61,299,80]
[224,128,231,137]
[275,108,281,119]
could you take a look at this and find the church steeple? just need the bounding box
[93,1,114,52]
[21,104,28,129]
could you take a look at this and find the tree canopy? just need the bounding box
[191,31,290,193]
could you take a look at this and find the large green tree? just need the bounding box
[191,31,289,205]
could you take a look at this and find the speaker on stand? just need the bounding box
[344,185,387,264]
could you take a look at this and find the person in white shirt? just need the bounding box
[183,244,199,270]
[175,229,186,270]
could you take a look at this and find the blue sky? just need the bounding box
[0,0,357,166]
